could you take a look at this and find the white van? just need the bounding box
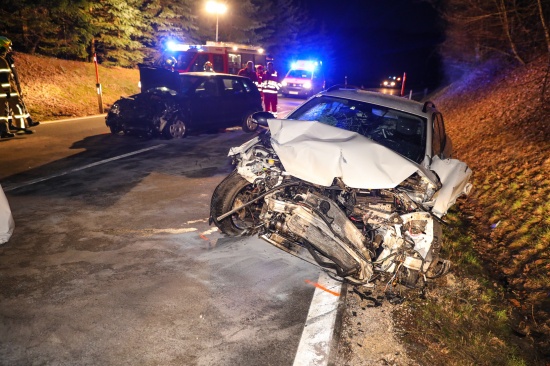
[280,60,325,98]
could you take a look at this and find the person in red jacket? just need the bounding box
[262,62,280,115]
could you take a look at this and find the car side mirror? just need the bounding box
[251,111,275,127]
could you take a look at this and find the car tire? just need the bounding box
[109,124,122,135]
[210,170,262,236]
[242,112,259,133]
[162,117,187,139]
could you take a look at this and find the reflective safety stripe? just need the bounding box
[0,92,19,98]
[1,83,9,88]
[0,68,11,72]
[263,89,278,94]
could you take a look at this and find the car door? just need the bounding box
[189,76,223,130]
[219,77,249,127]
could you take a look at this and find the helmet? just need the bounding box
[0,36,12,54]
[164,56,177,67]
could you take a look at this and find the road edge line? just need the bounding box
[293,271,343,366]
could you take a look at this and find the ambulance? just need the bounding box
[280,60,325,98]
[156,41,269,74]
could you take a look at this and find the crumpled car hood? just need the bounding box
[267,119,472,217]
[268,119,423,189]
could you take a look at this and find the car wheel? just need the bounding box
[109,124,122,135]
[242,113,259,133]
[163,117,187,139]
[210,170,262,236]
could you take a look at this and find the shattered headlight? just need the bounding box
[110,103,120,116]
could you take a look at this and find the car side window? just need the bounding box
[432,113,446,157]
[195,78,220,97]
[222,78,245,95]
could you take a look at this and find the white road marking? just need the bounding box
[186,219,208,224]
[293,271,343,366]
[200,227,218,235]
[39,114,107,124]
[4,145,165,192]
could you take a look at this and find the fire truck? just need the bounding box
[155,41,270,74]
[280,60,325,98]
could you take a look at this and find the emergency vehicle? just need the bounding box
[280,60,325,98]
[156,41,269,74]
[381,75,402,88]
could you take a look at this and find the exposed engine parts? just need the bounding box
[211,122,470,293]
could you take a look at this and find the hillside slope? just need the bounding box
[433,57,550,360]
[11,53,550,364]
[13,53,140,121]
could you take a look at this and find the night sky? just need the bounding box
[304,0,444,89]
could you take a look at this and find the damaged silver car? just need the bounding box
[210,87,472,290]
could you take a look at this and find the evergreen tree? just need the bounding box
[0,0,92,59]
[142,0,200,47]
[90,0,149,67]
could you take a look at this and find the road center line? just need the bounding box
[293,271,343,366]
[4,145,165,192]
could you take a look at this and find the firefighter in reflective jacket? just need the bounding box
[262,62,280,115]
[0,37,15,138]
[0,36,39,138]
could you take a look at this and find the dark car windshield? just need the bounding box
[286,95,427,163]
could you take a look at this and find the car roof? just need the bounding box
[320,88,437,118]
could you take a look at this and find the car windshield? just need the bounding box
[287,70,313,79]
[286,95,427,163]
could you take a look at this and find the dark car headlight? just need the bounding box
[109,103,120,116]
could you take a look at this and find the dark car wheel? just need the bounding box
[107,115,123,135]
[109,124,123,135]
[163,117,187,139]
[210,170,262,236]
[242,112,259,133]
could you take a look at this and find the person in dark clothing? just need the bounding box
[0,36,39,137]
[237,61,258,83]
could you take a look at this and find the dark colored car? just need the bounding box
[105,68,263,139]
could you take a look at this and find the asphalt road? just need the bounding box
[0,99,343,365]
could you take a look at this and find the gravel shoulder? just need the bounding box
[333,285,417,366]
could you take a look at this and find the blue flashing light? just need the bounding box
[291,60,320,72]
[166,41,191,52]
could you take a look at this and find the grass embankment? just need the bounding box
[14,53,550,365]
[396,57,550,365]
[14,53,139,121]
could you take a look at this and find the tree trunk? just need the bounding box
[497,0,525,65]
[536,0,550,56]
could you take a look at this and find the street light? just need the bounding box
[206,1,227,43]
